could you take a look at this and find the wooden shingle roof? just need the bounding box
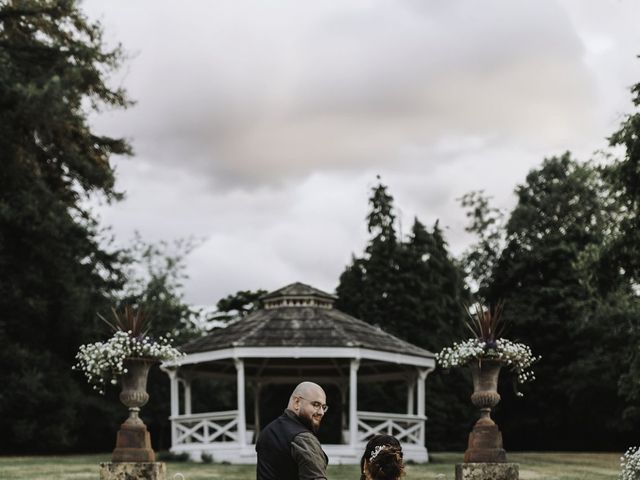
[181,282,434,359]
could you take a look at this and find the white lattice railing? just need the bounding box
[356,411,425,445]
[172,410,239,446]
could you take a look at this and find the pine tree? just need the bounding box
[336,179,472,449]
[398,219,468,350]
[399,219,472,449]
[0,0,131,452]
[358,179,402,331]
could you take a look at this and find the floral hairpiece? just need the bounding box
[370,444,388,462]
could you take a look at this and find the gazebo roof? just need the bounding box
[181,282,434,360]
[261,282,337,303]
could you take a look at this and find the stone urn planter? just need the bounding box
[111,357,157,462]
[463,358,507,463]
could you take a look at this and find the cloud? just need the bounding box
[89,0,598,189]
[84,0,640,304]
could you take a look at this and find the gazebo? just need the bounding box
[161,282,436,464]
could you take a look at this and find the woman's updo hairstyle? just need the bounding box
[360,434,405,480]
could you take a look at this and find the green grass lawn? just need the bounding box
[0,452,622,480]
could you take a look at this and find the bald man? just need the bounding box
[256,381,329,480]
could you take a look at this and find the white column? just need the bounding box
[349,359,360,448]
[167,369,180,448]
[416,368,430,445]
[254,381,262,441]
[184,379,192,415]
[406,380,415,415]
[340,384,347,431]
[235,358,247,447]
[169,369,180,417]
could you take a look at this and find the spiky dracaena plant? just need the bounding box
[464,300,508,346]
[437,299,539,394]
[98,306,151,338]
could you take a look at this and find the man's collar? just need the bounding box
[284,408,298,421]
[284,408,315,434]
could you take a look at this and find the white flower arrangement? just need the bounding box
[621,446,640,480]
[73,307,184,394]
[436,338,539,389]
[436,301,540,396]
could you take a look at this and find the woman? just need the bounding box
[359,434,405,480]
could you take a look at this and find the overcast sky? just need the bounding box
[83,0,640,306]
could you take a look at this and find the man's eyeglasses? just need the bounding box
[297,396,329,413]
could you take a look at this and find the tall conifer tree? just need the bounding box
[0,0,131,452]
[336,179,471,449]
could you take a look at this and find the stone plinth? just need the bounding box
[100,462,166,480]
[112,422,155,462]
[463,421,506,463]
[455,463,519,480]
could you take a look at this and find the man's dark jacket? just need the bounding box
[255,410,325,480]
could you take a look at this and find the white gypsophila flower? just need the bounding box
[621,446,640,480]
[436,337,540,395]
[73,331,184,394]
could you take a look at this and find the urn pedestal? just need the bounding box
[111,358,156,463]
[464,359,506,463]
[456,359,519,479]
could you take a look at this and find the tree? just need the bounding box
[599,67,640,427]
[399,219,472,449]
[357,178,403,330]
[601,74,640,285]
[211,288,268,324]
[334,255,366,317]
[458,190,506,296]
[337,179,426,338]
[398,219,468,351]
[487,153,636,449]
[117,235,201,342]
[0,0,131,452]
[336,179,472,449]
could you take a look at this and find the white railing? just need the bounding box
[171,410,239,446]
[356,411,425,446]
[171,409,425,448]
